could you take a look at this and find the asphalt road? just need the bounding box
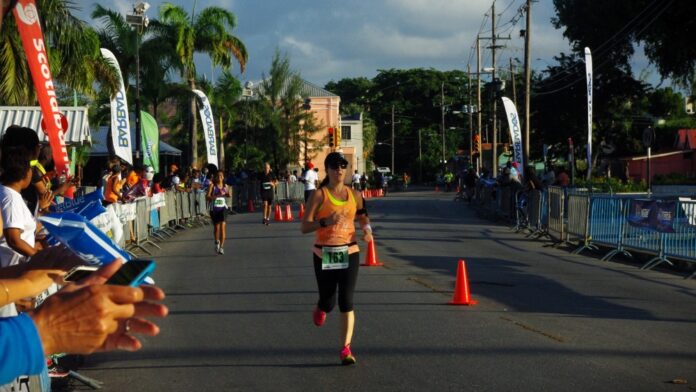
[75,189,696,391]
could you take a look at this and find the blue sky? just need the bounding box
[78,0,659,87]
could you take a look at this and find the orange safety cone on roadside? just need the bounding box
[362,240,383,267]
[247,199,255,212]
[449,259,477,306]
[299,203,305,219]
[274,204,283,221]
[435,185,440,192]
[285,204,293,221]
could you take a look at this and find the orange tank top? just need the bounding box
[314,187,359,256]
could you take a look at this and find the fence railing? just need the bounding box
[474,182,696,279]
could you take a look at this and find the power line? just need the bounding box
[534,0,667,91]
[533,0,674,96]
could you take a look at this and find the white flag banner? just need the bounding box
[501,97,524,171]
[585,47,593,180]
[192,89,218,166]
[100,48,132,165]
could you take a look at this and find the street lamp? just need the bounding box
[127,2,150,167]
[242,81,254,167]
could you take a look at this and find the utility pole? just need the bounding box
[477,35,482,172]
[391,105,395,175]
[524,0,532,165]
[491,1,497,177]
[441,81,446,168]
[468,64,473,164]
[483,1,510,177]
[510,58,517,106]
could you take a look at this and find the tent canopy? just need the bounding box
[89,126,181,157]
[0,106,91,144]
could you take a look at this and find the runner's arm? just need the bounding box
[354,190,373,242]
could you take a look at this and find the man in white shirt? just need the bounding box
[302,162,318,202]
[352,170,361,190]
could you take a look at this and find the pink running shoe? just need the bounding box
[340,344,356,365]
[313,307,326,327]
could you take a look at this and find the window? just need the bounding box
[341,125,351,140]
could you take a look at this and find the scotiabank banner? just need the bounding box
[13,0,71,177]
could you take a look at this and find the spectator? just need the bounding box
[1,127,49,216]
[443,170,454,192]
[510,161,521,182]
[290,170,298,183]
[151,173,164,194]
[542,165,556,188]
[351,170,361,190]
[104,162,125,205]
[0,147,41,269]
[556,167,570,187]
[302,162,318,202]
[464,168,478,202]
[360,173,368,191]
[523,166,543,191]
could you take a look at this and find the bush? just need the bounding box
[575,176,647,193]
[653,173,696,185]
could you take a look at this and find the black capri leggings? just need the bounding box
[313,252,360,313]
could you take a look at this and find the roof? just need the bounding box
[90,126,182,157]
[341,113,362,121]
[676,129,696,150]
[253,77,338,98]
[0,106,91,144]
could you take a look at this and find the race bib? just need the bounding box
[213,197,226,211]
[262,182,272,190]
[321,246,349,270]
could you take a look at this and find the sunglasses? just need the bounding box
[2,0,17,19]
[329,162,348,170]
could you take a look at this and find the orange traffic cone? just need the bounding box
[247,199,255,212]
[299,203,305,219]
[362,241,383,267]
[285,204,293,221]
[274,204,283,221]
[449,259,477,306]
[435,186,440,192]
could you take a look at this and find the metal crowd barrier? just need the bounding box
[547,186,566,244]
[566,192,591,253]
[274,181,305,204]
[665,201,696,278]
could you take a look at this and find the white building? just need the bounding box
[340,113,365,176]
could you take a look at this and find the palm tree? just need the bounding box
[0,0,117,105]
[258,50,310,171]
[212,71,242,170]
[152,2,247,166]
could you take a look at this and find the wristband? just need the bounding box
[362,224,372,233]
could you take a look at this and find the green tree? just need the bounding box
[258,49,309,171]
[0,0,116,105]
[152,2,247,167]
[212,71,242,170]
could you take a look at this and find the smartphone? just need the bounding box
[63,266,99,282]
[106,259,156,287]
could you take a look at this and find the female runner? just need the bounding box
[301,152,373,365]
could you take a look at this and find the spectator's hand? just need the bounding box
[26,245,82,277]
[30,260,167,355]
[38,190,53,211]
